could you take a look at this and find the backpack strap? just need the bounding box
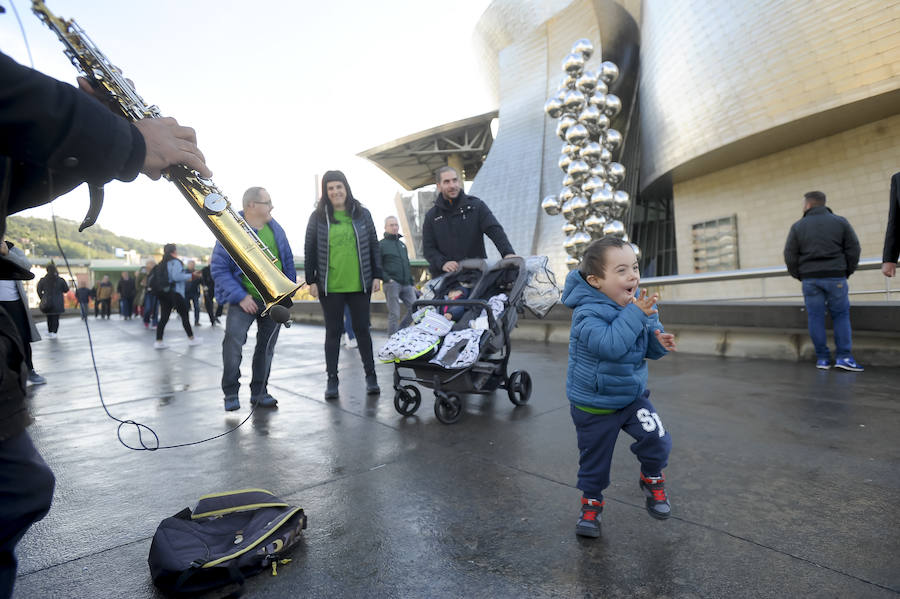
[192,489,288,519]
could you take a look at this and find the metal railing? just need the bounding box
[641,258,896,301]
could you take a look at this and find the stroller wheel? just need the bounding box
[507,370,532,406]
[394,385,421,416]
[434,391,462,424]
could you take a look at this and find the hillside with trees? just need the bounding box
[5,215,212,260]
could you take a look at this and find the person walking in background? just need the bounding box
[380,216,417,335]
[36,263,68,338]
[184,260,202,326]
[784,191,863,371]
[141,259,159,329]
[882,171,899,278]
[200,264,222,325]
[75,282,92,320]
[212,187,295,411]
[422,166,516,276]
[154,244,200,349]
[0,239,46,385]
[94,275,112,319]
[304,170,382,399]
[116,271,135,320]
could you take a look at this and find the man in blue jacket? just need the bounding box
[211,187,296,412]
[784,191,862,371]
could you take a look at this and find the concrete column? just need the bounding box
[447,154,465,180]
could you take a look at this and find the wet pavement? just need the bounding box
[12,312,900,598]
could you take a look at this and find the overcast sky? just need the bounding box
[1,0,494,255]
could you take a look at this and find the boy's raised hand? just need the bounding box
[632,288,659,316]
[655,329,677,351]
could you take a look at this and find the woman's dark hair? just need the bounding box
[316,170,359,223]
[46,262,58,277]
[162,243,177,264]
[579,236,630,279]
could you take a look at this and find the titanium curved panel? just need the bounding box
[639,0,900,190]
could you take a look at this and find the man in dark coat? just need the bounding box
[421,166,516,276]
[116,271,136,319]
[784,191,862,372]
[882,171,900,278]
[0,48,209,598]
[379,216,417,334]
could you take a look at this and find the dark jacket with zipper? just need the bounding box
[37,274,70,314]
[784,205,860,280]
[422,191,514,276]
[1,50,145,440]
[304,200,383,294]
[379,233,414,286]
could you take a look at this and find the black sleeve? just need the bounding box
[783,225,800,280]
[304,214,318,286]
[0,51,145,215]
[843,220,861,277]
[478,201,515,257]
[367,212,383,281]
[421,212,446,275]
[884,173,900,263]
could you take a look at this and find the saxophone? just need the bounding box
[31,0,301,318]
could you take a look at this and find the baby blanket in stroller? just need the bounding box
[377,308,452,363]
[428,329,485,369]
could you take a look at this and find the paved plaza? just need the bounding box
[11,312,900,598]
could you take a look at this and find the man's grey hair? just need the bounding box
[384,216,399,226]
[435,166,458,183]
[242,186,266,209]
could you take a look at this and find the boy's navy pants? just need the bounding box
[570,390,672,501]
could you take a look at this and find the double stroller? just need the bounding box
[382,257,533,424]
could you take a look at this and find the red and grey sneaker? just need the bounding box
[575,497,604,537]
[639,473,671,520]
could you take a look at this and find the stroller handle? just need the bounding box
[412,299,499,331]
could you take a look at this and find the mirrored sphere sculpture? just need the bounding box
[558,153,572,172]
[584,213,608,234]
[563,90,586,113]
[571,38,594,60]
[562,222,577,235]
[604,129,622,152]
[582,175,605,196]
[578,105,602,128]
[563,52,585,75]
[542,195,562,216]
[570,194,590,219]
[606,162,626,185]
[599,61,619,84]
[565,123,589,145]
[602,219,626,238]
[544,97,564,119]
[603,94,622,118]
[576,70,598,94]
[630,243,642,261]
[562,174,576,188]
[590,188,615,214]
[559,186,577,204]
[561,199,576,221]
[571,230,592,254]
[599,148,613,164]
[589,92,606,110]
[565,256,581,270]
[612,190,630,219]
[567,159,590,183]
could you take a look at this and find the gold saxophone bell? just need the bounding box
[31,0,302,317]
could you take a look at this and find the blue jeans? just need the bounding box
[143,293,159,326]
[801,277,853,360]
[383,281,417,335]
[221,299,281,400]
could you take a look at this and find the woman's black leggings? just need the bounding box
[46,315,59,333]
[157,292,193,341]
[318,291,374,377]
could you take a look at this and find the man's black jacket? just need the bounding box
[421,191,514,276]
[1,50,144,440]
[379,233,413,286]
[784,205,860,280]
[883,172,900,264]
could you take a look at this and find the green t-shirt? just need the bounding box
[327,210,362,293]
[241,224,282,300]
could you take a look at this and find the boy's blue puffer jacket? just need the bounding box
[561,269,668,410]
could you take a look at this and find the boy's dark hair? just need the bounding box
[579,236,630,279]
[803,191,826,205]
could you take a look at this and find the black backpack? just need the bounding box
[147,262,172,295]
[148,489,307,596]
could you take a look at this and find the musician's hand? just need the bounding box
[239,294,258,314]
[308,284,319,299]
[134,117,211,180]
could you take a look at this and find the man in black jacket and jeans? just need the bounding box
[422,166,516,277]
[784,191,862,372]
[0,48,210,599]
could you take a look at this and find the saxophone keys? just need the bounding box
[204,192,227,214]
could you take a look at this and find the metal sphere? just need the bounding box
[584,213,608,234]
[577,105,602,129]
[567,159,590,183]
[565,256,581,270]
[602,219,626,238]
[556,115,577,141]
[630,242,642,261]
[595,80,608,95]
[582,176,605,197]
[544,97,564,119]
[541,195,562,216]
[590,163,607,179]
[589,92,607,110]
[611,190,630,219]
[562,52,585,76]
[622,233,630,243]
[563,90,586,114]
[576,70,598,94]
[559,186,578,205]
[571,38,594,60]
[562,174,577,188]
[562,222,577,235]
[580,141,604,165]
[599,148,613,164]
[599,61,619,84]
[561,199,576,222]
[564,234,579,257]
[603,93,622,118]
[604,129,623,152]
[571,194,590,220]
[561,143,581,159]
[607,162,626,185]
[558,153,572,173]
[560,74,577,90]
[590,188,615,215]
[572,230,592,252]
[565,123,589,145]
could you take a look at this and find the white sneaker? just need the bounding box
[153,340,168,349]
[188,337,203,346]
[346,337,358,348]
[340,333,347,346]
[47,332,57,339]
